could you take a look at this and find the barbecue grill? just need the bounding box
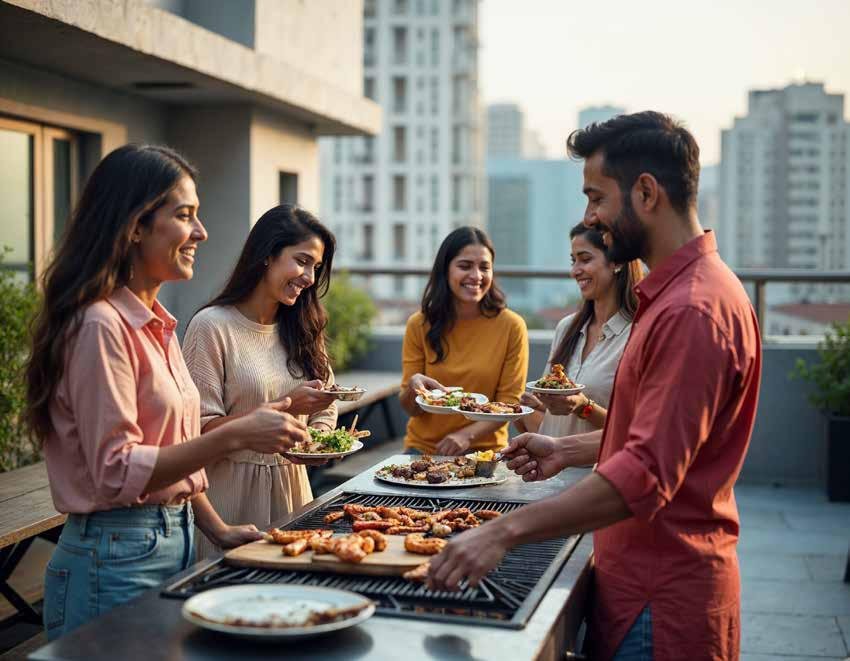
[163,491,581,629]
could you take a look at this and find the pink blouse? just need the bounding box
[45,287,207,513]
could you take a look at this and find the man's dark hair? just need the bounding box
[566,111,700,214]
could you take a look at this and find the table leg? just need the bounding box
[0,538,42,624]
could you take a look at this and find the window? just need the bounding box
[393,0,408,15]
[392,76,407,113]
[364,28,376,67]
[452,174,461,212]
[430,127,439,163]
[451,125,462,164]
[362,224,374,260]
[361,136,375,164]
[430,77,439,115]
[393,175,407,211]
[392,126,407,162]
[430,29,440,66]
[333,139,342,163]
[0,118,79,281]
[430,175,439,212]
[280,171,298,205]
[364,77,376,101]
[393,223,407,260]
[361,175,374,212]
[393,27,408,65]
[364,0,376,18]
[333,176,342,212]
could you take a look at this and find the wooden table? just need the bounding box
[0,462,65,624]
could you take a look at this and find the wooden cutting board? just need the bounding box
[224,534,430,576]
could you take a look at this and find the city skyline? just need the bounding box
[479,0,850,165]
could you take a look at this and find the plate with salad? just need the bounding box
[287,418,368,459]
[414,388,488,415]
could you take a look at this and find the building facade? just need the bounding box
[319,0,484,305]
[719,82,850,273]
[0,0,379,326]
[487,102,547,159]
[577,105,625,130]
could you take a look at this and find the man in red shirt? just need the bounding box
[428,111,761,661]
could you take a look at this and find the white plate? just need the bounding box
[454,404,535,423]
[322,388,366,402]
[374,470,507,488]
[525,381,585,396]
[182,584,375,640]
[415,391,488,415]
[286,439,364,460]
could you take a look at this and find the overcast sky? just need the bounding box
[479,0,850,165]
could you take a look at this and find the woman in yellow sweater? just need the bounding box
[400,227,529,455]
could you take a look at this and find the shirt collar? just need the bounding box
[578,308,631,337]
[634,230,717,305]
[107,287,177,332]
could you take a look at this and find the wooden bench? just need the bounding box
[0,462,65,625]
[333,370,401,437]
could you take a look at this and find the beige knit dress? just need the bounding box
[183,305,337,559]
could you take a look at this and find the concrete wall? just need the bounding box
[352,330,830,489]
[254,0,363,97]
[249,108,319,221]
[0,57,167,151]
[163,106,253,327]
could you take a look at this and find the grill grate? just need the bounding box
[162,492,580,628]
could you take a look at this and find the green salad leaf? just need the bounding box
[308,427,355,452]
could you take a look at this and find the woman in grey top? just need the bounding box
[516,222,643,442]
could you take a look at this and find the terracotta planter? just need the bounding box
[826,414,850,502]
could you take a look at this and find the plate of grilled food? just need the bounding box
[414,387,488,415]
[287,417,368,459]
[321,383,366,401]
[226,503,505,583]
[453,396,534,423]
[182,584,375,639]
[374,454,508,487]
[526,363,585,396]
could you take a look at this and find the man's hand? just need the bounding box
[519,392,544,411]
[537,392,587,416]
[502,432,564,481]
[435,432,472,456]
[427,523,509,591]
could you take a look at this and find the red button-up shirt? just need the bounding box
[590,231,761,661]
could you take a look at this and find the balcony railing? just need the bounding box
[333,265,850,338]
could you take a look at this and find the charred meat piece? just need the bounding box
[410,460,431,473]
[323,510,345,524]
[426,470,448,484]
[391,466,413,479]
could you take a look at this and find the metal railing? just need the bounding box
[335,265,850,337]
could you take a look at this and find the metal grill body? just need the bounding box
[163,492,580,629]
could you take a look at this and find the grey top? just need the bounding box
[31,457,593,661]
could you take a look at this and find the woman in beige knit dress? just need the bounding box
[183,205,338,558]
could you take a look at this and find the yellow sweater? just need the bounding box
[401,309,529,454]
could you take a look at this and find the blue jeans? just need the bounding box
[612,606,653,660]
[43,503,194,641]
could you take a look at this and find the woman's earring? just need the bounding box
[614,266,622,274]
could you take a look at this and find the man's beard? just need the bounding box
[601,193,649,264]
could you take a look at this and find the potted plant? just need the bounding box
[792,317,850,502]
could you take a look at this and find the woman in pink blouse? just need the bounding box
[24,145,308,641]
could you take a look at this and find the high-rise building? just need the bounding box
[320,0,484,304]
[578,105,625,130]
[487,102,548,158]
[487,158,584,315]
[719,82,850,272]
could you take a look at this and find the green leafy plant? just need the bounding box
[323,272,376,372]
[791,317,850,417]
[0,250,41,472]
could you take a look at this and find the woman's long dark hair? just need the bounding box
[200,205,335,382]
[25,144,197,442]
[421,226,506,363]
[550,222,643,367]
